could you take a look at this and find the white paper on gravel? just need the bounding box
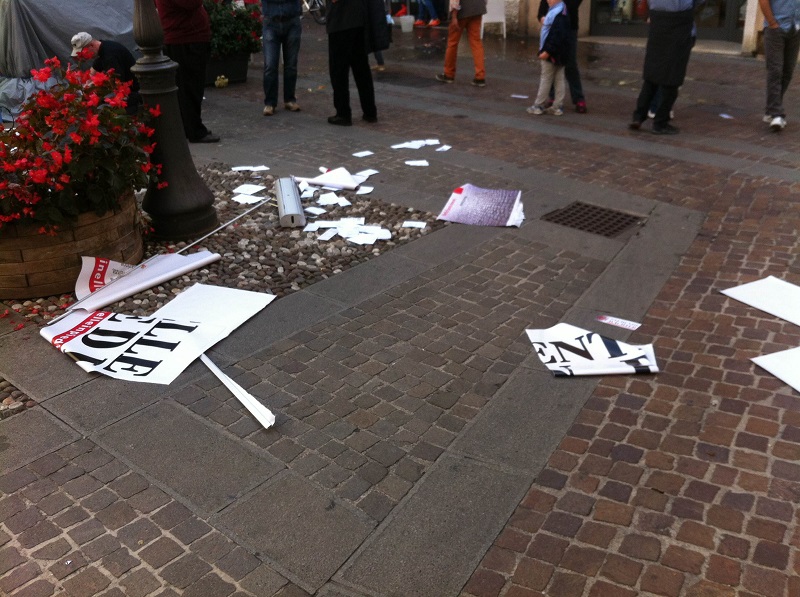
[402,221,426,228]
[231,165,270,172]
[74,251,222,307]
[526,323,659,376]
[405,160,429,167]
[299,167,358,190]
[721,276,800,327]
[231,193,265,204]
[41,284,275,387]
[232,183,266,195]
[353,150,374,157]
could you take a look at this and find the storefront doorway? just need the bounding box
[590,0,747,41]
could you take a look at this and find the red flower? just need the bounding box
[148,104,162,118]
[31,67,52,83]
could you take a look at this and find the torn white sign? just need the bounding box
[75,252,222,306]
[526,323,658,376]
[41,285,275,385]
[721,276,800,327]
[438,183,524,227]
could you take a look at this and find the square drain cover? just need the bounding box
[541,202,644,238]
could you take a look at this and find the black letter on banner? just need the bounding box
[80,328,138,350]
[104,354,162,377]
[551,333,594,363]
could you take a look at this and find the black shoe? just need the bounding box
[327,115,352,126]
[435,73,454,83]
[471,78,486,87]
[362,114,378,123]
[652,123,679,135]
[628,119,643,131]
[190,132,220,143]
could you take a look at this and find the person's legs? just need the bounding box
[764,26,786,117]
[533,61,555,108]
[283,17,302,104]
[553,65,566,110]
[328,30,352,119]
[262,23,281,108]
[374,50,385,66]
[653,84,678,127]
[422,0,438,20]
[443,15,463,78]
[165,42,210,140]
[564,30,584,105]
[350,27,377,119]
[632,79,658,124]
[780,28,800,104]
[464,15,485,80]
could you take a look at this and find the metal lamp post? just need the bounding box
[131,0,219,240]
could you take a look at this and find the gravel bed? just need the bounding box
[0,162,446,415]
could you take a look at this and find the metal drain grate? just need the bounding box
[541,202,644,238]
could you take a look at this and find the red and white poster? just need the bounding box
[437,184,524,227]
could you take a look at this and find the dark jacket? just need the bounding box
[326,0,367,33]
[642,9,695,86]
[457,0,487,19]
[538,0,581,31]
[155,0,211,45]
[540,12,571,66]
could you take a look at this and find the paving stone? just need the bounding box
[119,568,163,597]
[60,566,111,597]
[160,554,212,590]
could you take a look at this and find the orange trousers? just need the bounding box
[443,13,485,80]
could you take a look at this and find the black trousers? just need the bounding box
[328,27,377,120]
[164,42,211,141]
[633,80,678,127]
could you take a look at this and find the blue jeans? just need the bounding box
[262,16,302,107]
[417,0,438,20]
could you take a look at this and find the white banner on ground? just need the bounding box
[752,347,800,394]
[40,309,228,385]
[437,184,524,227]
[525,323,658,377]
[41,284,276,385]
[75,251,222,306]
[200,354,275,430]
[721,276,800,327]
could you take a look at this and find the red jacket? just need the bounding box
[155,0,211,45]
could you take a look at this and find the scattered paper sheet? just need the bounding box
[511,94,529,99]
[231,194,264,204]
[436,145,451,152]
[402,221,426,229]
[318,228,337,241]
[752,347,800,394]
[353,150,374,157]
[721,276,800,327]
[356,186,373,195]
[356,169,379,178]
[201,355,275,429]
[305,206,326,215]
[438,183,525,227]
[300,167,358,190]
[719,113,733,119]
[596,315,641,331]
[392,140,427,149]
[405,160,429,167]
[300,188,316,199]
[232,183,266,195]
[337,197,352,207]
[526,323,659,376]
[317,192,340,205]
[297,179,309,191]
[303,222,320,232]
[232,165,270,172]
[74,252,222,306]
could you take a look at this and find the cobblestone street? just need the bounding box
[2,19,799,597]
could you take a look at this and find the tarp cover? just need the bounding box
[0,0,137,119]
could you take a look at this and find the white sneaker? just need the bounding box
[770,116,787,132]
[648,109,675,119]
[527,105,545,115]
[547,106,564,116]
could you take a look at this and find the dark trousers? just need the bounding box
[164,42,210,141]
[764,26,800,117]
[633,80,678,127]
[328,27,377,120]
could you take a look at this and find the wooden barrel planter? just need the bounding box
[0,191,144,300]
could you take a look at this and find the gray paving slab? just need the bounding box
[214,471,374,593]
[305,251,431,306]
[516,219,623,262]
[393,222,501,266]
[210,290,345,361]
[43,359,206,434]
[452,367,596,471]
[95,401,283,515]
[0,407,80,474]
[338,454,529,597]
[0,327,88,400]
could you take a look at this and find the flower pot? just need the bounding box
[0,191,144,300]
[205,53,251,86]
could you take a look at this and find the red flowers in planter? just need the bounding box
[0,57,163,234]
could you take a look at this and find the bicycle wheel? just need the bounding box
[309,0,326,24]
